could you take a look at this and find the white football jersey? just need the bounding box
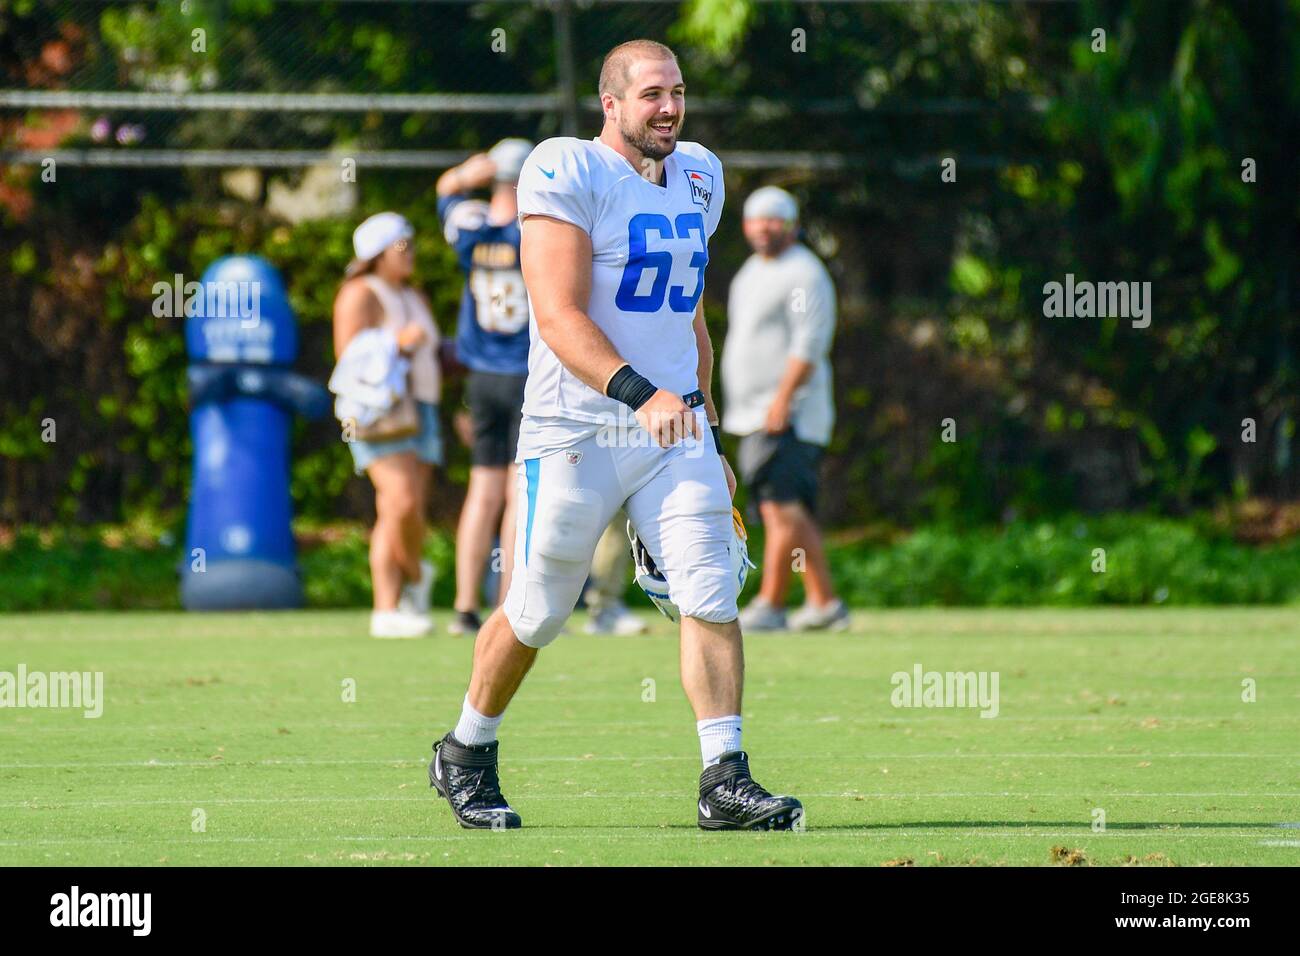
[514,136,725,459]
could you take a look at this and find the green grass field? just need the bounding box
[1,608,1297,866]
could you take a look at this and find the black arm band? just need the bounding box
[711,424,723,454]
[605,364,658,411]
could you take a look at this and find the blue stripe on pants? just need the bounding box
[524,458,540,563]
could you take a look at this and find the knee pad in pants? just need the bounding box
[505,486,605,648]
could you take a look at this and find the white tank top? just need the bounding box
[362,275,440,404]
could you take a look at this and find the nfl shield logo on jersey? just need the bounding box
[565,450,583,465]
[685,169,714,212]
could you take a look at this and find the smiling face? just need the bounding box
[604,55,685,163]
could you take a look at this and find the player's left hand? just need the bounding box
[721,454,737,499]
[636,389,700,448]
[764,396,791,434]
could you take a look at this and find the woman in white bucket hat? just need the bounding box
[333,211,443,638]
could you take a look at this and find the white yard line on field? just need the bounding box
[2,752,1298,769]
[5,713,1297,735]
[0,828,1293,849]
[3,791,1300,810]
[6,749,1300,769]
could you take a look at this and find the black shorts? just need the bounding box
[736,429,824,512]
[465,370,527,467]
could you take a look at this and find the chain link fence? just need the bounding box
[1,0,1056,171]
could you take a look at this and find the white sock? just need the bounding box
[697,715,742,768]
[454,694,504,746]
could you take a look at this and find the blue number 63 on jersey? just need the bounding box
[615,212,708,314]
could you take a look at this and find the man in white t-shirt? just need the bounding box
[722,187,847,632]
[426,40,802,832]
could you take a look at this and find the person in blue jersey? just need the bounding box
[436,139,533,636]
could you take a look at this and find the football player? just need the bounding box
[428,39,803,832]
[436,139,533,635]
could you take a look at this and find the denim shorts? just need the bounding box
[348,401,444,474]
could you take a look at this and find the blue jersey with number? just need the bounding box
[437,194,529,375]
[512,137,725,428]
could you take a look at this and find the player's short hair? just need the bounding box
[598,39,678,98]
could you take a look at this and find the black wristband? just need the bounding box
[711,424,723,454]
[605,364,658,411]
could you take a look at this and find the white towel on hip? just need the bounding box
[328,328,412,428]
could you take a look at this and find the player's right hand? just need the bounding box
[636,390,700,448]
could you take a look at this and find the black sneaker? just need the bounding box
[428,733,521,829]
[697,750,803,831]
[446,610,482,636]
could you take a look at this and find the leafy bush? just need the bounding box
[3,194,468,526]
[5,515,1300,612]
[824,515,1300,607]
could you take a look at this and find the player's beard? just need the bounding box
[619,112,681,162]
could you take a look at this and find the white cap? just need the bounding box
[488,138,534,183]
[743,186,798,222]
[352,211,413,262]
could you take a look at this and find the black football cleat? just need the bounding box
[697,750,803,831]
[428,733,522,830]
